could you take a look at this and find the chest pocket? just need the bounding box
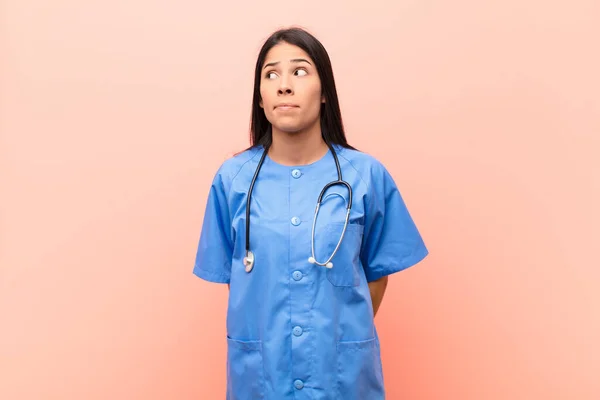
[315,222,364,287]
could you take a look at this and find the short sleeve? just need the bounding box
[360,165,428,282]
[193,169,233,284]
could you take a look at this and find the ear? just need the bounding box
[259,98,264,108]
[321,95,326,103]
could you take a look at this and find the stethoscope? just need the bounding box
[243,143,353,273]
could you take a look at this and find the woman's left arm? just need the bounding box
[368,276,389,317]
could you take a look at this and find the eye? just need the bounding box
[295,69,308,77]
[265,71,277,79]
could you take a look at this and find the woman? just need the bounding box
[194,27,428,400]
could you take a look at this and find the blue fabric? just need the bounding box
[194,144,428,399]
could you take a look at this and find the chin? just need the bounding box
[272,123,304,134]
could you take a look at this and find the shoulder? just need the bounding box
[335,145,392,188]
[212,146,263,188]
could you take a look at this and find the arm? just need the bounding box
[361,163,428,318]
[193,167,235,285]
[368,275,389,317]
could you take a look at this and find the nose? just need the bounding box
[278,76,293,95]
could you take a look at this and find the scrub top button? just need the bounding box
[291,169,302,178]
[294,379,304,390]
[292,271,303,281]
[292,326,303,336]
[291,217,301,226]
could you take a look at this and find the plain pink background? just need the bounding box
[1,0,599,399]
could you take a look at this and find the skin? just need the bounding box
[229,42,388,317]
[259,42,328,166]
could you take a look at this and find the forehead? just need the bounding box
[263,42,314,66]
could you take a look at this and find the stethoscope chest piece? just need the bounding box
[244,251,255,272]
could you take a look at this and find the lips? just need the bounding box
[274,104,299,109]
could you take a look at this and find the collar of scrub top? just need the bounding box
[242,143,353,273]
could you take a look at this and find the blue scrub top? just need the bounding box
[194,144,428,400]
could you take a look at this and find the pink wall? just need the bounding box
[1,0,599,398]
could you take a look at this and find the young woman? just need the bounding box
[194,27,428,400]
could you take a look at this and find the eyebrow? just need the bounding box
[263,58,312,69]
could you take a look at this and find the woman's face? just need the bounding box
[259,42,324,135]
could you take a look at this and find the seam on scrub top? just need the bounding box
[288,166,294,388]
[338,150,374,233]
[307,258,317,394]
[338,150,373,262]
[340,148,385,276]
[229,147,262,185]
[304,169,317,394]
[226,148,262,251]
[305,161,317,390]
[337,151,370,194]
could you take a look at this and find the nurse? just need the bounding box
[193,27,428,400]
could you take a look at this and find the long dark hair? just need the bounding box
[248,27,355,150]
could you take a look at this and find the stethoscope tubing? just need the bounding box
[243,143,352,272]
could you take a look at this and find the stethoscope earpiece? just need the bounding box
[309,257,334,269]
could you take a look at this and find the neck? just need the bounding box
[268,124,330,166]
